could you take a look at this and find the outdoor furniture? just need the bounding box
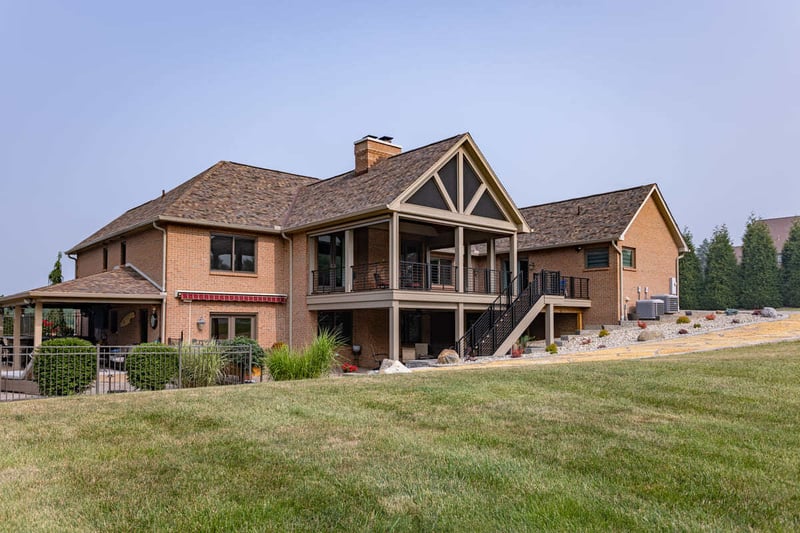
[374,271,388,289]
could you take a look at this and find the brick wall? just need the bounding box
[163,224,288,348]
[619,196,680,317]
[75,228,163,283]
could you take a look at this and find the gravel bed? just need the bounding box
[453,310,787,366]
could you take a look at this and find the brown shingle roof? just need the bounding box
[284,134,465,229]
[496,184,656,253]
[69,162,318,253]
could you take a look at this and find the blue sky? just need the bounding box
[1,1,798,295]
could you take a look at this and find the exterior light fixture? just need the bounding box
[149,308,158,330]
[197,316,206,331]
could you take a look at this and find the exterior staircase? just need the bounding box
[457,270,563,357]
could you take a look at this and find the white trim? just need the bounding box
[463,183,487,215]
[431,173,457,213]
[307,216,390,238]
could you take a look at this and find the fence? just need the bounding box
[0,343,256,402]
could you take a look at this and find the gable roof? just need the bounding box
[733,215,799,260]
[284,134,465,229]
[497,184,686,253]
[68,162,318,253]
[0,266,163,306]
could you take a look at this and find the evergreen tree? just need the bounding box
[679,227,703,309]
[702,225,738,309]
[739,216,781,308]
[48,251,63,285]
[696,237,710,273]
[781,219,800,307]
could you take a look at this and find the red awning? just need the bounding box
[177,291,286,304]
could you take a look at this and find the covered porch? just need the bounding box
[0,266,165,372]
[309,215,520,296]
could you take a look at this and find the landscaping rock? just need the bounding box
[761,307,778,318]
[379,359,411,374]
[437,349,460,365]
[725,308,739,316]
[678,328,689,335]
[637,330,665,342]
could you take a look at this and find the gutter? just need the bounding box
[153,222,168,342]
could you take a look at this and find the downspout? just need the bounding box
[153,221,167,342]
[611,240,624,323]
[281,230,293,348]
[66,253,77,278]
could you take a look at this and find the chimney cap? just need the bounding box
[354,134,399,147]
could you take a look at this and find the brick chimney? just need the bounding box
[354,135,402,175]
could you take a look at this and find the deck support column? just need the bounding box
[455,303,464,350]
[344,229,354,293]
[455,226,464,293]
[389,213,399,290]
[12,305,22,369]
[509,233,518,296]
[33,301,43,348]
[388,303,400,361]
[544,303,555,346]
[488,238,496,293]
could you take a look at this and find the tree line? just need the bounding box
[679,217,800,310]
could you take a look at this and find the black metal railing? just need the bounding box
[456,270,590,357]
[352,262,390,292]
[311,267,345,294]
[399,261,457,292]
[464,268,504,294]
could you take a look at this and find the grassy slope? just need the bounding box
[1,343,799,532]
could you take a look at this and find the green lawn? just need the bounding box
[1,343,799,532]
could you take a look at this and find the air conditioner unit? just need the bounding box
[654,294,679,314]
[636,299,664,320]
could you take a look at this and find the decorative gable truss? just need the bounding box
[400,148,510,224]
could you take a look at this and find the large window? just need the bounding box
[430,258,453,286]
[622,247,636,268]
[316,233,344,289]
[585,247,609,269]
[211,234,256,273]
[318,311,352,344]
[211,315,255,340]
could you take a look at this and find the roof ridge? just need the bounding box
[520,183,654,211]
[220,160,320,181]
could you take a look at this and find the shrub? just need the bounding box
[34,338,95,397]
[181,341,228,388]
[676,316,691,324]
[598,329,609,338]
[693,323,702,329]
[126,343,179,391]
[219,336,265,368]
[545,343,558,354]
[266,330,342,381]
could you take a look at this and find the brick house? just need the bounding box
[0,134,684,365]
[488,184,688,336]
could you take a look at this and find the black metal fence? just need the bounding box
[1,343,256,402]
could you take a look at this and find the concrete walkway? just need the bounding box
[430,312,800,372]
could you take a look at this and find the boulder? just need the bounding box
[725,308,739,316]
[678,328,689,335]
[637,330,665,342]
[379,359,411,374]
[761,307,778,318]
[437,349,461,365]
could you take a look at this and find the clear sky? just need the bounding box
[1,1,798,295]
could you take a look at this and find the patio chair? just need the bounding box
[374,270,389,290]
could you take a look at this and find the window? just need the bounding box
[317,311,352,344]
[120,241,127,265]
[622,247,636,268]
[211,315,255,340]
[430,258,453,285]
[316,233,344,289]
[211,234,256,273]
[102,247,108,271]
[585,247,609,269]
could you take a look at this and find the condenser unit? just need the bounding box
[636,299,664,320]
[654,294,679,314]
